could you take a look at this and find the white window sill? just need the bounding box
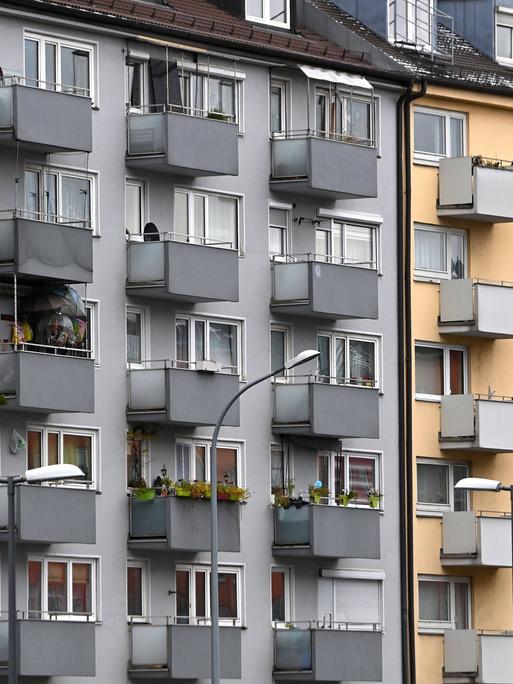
[418,624,454,635]
[413,156,442,167]
[416,508,446,518]
[415,394,442,403]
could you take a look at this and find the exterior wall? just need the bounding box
[0,7,402,684]
[410,85,513,684]
[439,0,495,57]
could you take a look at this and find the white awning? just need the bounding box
[298,65,373,90]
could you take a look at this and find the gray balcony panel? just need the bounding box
[0,485,95,544]
[442,512,512,567]
[438,157,513,222]
[273,505,380,559]
[440,395,513,452]
[272,261,378,320]
[0,351,94,414]
[274,628,312,674]
[0,218,93,283]
[479,634,513,683]
[127,368,239,427]
[439,280,513,338]
[270,137,378,200]
[130,624,167,670]
[444,629,478,675]
[273,383,379,439]
[127,240,238,302]
[128,496,240,552]
[126,112,239,176]
[0,85,92,153]
[169,624,241,679]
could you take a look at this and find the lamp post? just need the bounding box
[454,477,513,626]
[210,349,320,684]
[0,463,84,684]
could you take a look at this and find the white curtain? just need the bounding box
[208,195,237,247]
[415,228,445,272]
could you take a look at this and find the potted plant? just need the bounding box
[175,480,193,497]
[337,489,358,507]
[190,480,210,499]
[308,481,329,504]
[224,484,250,502]
[129,479,156,501]
[207,108,230,122]
[367,489,383,509]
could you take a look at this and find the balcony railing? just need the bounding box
[441,511,512,567]
[270,130,378,200]
[388,0,454,60]
[273,621,383,681]
[444,629,513,682]
[127,232,239,303]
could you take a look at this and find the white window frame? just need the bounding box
[418,575,471,634]
[414,341,468,401]
[268,206,290,259]
[315,219,379,270]
[496,15,513,64]
[27,555,98,622]
[246,0,290,28]
[26,425,98,489]
[24,31,96,104]
[317,330,380,389]
[127,559,150,622]
[85,299,100,367]
[413,106,466,165]
[387,0,435,50]
[269,79,289,136]
[271,566,293,623]
[416,458,470,516]
[318,449,382,508]
[414,224,467,281]
[270,323,291,381]
[175,564,243,626]
[126,305,149,369]
[125,178,146,236]
[314,87,376,147]
[125,56,150,112]
[174,187,241,251]
[175,438,244,486]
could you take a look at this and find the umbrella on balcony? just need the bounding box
[22,285,87,319]
[36,312,76,348]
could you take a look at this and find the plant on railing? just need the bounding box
[130,478,157,501]
[207,108,230,122]
[308,481,329,504]
[337,489,358,507]
[367,489,383,509]
[472,155,512,170]
[272,480,307,509]
[216,482,250,502]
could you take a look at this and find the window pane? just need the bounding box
[195,572,206,618]
[450,117,464,158]
[47,432,59,466]
[417,463,448,505]
[195,445,206,482]
[415,229,446,274]
[127,566,143,616]
[25,170,40,218]
[271,329,285,375]
[44,43,57,90]
[25,39,39,84]
[497,25,512,59]
[335,338,345,382]
[270,86,283,133]
[349,340,375,385]
[271,449,285,494]
[317,335,330,380]
[174,191,189,240]
[415,346,443,395]
[248,0,263,17]
[27,431,42,470]
[449,349,465,395]
[176,442,191,482]
[127,435,144,486]
[414,112,445,155]
[63,433,92,482]
[176,318,189,365]
[269,227,285,257]
[317,452,330,492]
[126,312,142,364]
[208,195,237,248]
[28,560,42,617]
[454,583,469,629]
[449,233,465,279]
[419,581,449,622]
[195,320,206,363]
[176,570,190,618]
[61,47,90,95]
[194,195,206,242]
[334,453,345,497]
[48,561,67,614]
[62,175,90,225]
[217,447,237,484]
[218,573,237,619]
[270,0,287,22]
[315,229,330,260]
[316,93,327,133]
[346,225,374,268]
[272,570,286,621]
[349,456,376,501]
[126,183,142,235]
[72,563,91,615]
[453,465,468,512]
[128,62,143,108]
[209,322,237,371]
[45,173,58,220]
[346,100,371,142]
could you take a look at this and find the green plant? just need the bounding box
[367,489,383,509]
[308,482,329,503]
[175,480,193,497]
[337,490,358,507]
[0,394,7,406]
[285,479,295,497]
[190,480,210,499]
[207,108,230,122]
[134,487,156,501]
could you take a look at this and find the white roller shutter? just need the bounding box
[335,578,381,626]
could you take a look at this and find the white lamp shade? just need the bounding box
[25,464,84,483]
[454,477,501,491]
[285,349,320,370]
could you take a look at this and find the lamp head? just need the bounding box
[25,464,84,484]
[285,349,320,370]
[454,477,501,492]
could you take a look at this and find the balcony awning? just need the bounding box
[298,65,373,90]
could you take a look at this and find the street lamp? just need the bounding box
[0,463,84,684]
[210,349,320,684]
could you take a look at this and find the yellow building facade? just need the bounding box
[410,84,513,684]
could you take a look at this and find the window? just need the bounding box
[127,561,148,620]
[246,0,289,27]
[174,189,239,249]
[27,426,96,487]
[318,574,383,630]
[317,332,378,387]
[85,299,100,366]
[417,459,469,514]
[24,32,94,100]
[270,80,288,134]
[179,71,239,123]
[315,88,374,146]
[176,565,242,626]
[271,444,290,495]
[126,307,147,367]
[497,23,513,60]
[271,567,291,622]
[127,430,149,487]
[175,439,242,485]
[418,576,470,633]
[28,557,97,621]
[125,180,145,235]
[415,343,467,399]
[269,207,288,258]
[318,450,381,505]
[388,0,435,50]
[126,58,149,111]
[176,315,241,375]
[414,107,465,163]
[25,166,95,231]
[271,325,289,378]
[414,225,466,280]
[315,221,377,269]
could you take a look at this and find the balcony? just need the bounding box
[128,621,241,679]
[126,109,238,177]
[127,363,240,427]
[128,495,240,552]
[0,349,94,413]
[270,133,378,200]
[127,235,238,303]
[441,511,511,567]
[0,212,93,284]
[272,378,379,439]
[439,279,513,338]
[444,629,513,683]
[272,504,380,559]
[271,255,378,320]
[0,485,95,544]
[0,78,92,154]
[0,617,95,677]
[273,624,382,682]
[438,157,513,223]
[439,394,513,452]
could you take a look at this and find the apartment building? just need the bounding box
[0,0,407,681]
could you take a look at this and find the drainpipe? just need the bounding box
[397,78,427,684]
